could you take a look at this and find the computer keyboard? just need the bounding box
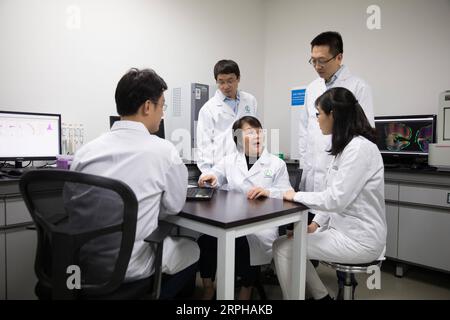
[187,188,199,198]
[186,187,214,200]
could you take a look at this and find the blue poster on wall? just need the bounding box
[291,88,306,107]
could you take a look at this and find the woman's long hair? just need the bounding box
[315,87,376,156]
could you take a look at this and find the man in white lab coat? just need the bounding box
[298,31,375,297]
[196,60,258,174]
[71,68,199,299]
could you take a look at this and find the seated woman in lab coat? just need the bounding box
[198,116,293,300]
[273,87,387,300]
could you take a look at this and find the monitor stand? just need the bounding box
[14,160,24,169]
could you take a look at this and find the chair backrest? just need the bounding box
[19,169,138,299]
[288,168,303,192]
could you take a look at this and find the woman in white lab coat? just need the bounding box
[198,116,293,300]
[273,87,387,300]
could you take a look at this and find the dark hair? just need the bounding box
[310,31,343,57]
[115,68,167,116]
[213,60,240,80]
[315,87,376,156]
[232,116,262,151]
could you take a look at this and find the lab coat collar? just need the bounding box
[238,148,270,179]
[335,65,351,81]
[214,90,239,116]
[111,120,151,135]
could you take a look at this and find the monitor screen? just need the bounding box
[109,116,165,139]
[0,111,61,161]
[374,115,436,156]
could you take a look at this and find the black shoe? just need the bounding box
[317,294,334,301]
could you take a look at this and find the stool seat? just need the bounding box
[320,260,384,300]
[321,260,382,274]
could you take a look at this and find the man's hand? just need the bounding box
[307,222,319,233]
[198,174,218,188]
[247,187,269,200]
[283,190,297,201]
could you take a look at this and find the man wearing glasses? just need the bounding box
[298,31,375,300]
[196,59,257,173]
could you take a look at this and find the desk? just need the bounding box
[165,189,308,300]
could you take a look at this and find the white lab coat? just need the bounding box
[206,149,293,265]
[196,90,257,173]
[294,136,387,259]
[298,65,375,227]
[71,120,199,281]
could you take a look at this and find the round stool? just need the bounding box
[320,260,383,300]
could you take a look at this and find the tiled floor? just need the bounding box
[193,260,450,300]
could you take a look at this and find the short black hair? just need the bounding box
[213,60,240,80]
[315,87,376,156]
[115,68,167,116]
[232,116,262,151]
[310,31,343,57]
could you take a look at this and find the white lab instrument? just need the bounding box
[429,90,450,170]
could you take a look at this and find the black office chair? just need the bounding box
[19,169,175,300]
[291,168,303,193]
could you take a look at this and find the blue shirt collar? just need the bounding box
[217,89,240,103]
[325,65,344,88]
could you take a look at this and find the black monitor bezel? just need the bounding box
[0,110,62,161]
[374,114,436,166]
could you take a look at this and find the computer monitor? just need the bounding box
[0,111,61,167]
[374,114,436,166]
[109,116,165,139]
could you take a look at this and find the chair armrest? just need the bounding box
[144,220,176,245]
[143,220,176,299]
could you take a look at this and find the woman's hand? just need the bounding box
[283,190,297,201]
[198,174,218,188]
[307,222,320,233]
[247,187,269,200]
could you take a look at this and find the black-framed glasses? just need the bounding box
[308,54,338,67]
[217,78,238,87]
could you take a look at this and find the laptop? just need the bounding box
[186,187,214,200]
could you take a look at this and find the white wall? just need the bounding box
[1,0,449,156]
[263,0,450,157]
[0,0,265,143]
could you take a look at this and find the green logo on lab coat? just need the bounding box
[245,105,250,113]
[264,169,273,178]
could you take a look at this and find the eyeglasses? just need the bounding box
[163,103,168,111]
[244,128,262,136]
[308,54,338,67]
[217,78,238,87]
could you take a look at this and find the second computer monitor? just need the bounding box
[374,114,436,166]
[109,116,165,139]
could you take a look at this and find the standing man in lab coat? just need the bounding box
[71,68,199,299]
[197,60,258,174]
[298,31,375,297]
